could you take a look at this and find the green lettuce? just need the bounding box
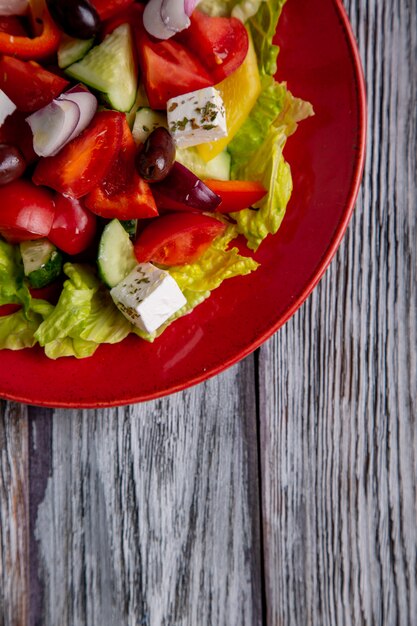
[35,263,134,359]
[0,239,31,310]
[0,298,54,351]
[230,88,313,250]
[229,76,287,175]
[35,264,99,347]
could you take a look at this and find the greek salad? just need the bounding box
[0,0,312,359]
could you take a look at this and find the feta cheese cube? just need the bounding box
[110,263,187,334]
[167,87,227,149]
[0,89,16,127]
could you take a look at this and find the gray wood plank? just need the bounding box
[0,402,29,626]
[258,0,417,624]
[31,360,262,626]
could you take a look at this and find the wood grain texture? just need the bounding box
[32,360,262,626]
[0,402,28,626]
[258,0,417,624]
[1,1,416,626]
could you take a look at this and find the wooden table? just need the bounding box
[1,1,416,624]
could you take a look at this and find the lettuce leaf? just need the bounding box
[0,298,54,351]
[245,0,286,76]
[35,263,134,359]
[35,264,99,347]
[229,76,287,175]
[44,336,98,360]
[230,88,313,250]
[0,239,31,310]
[169,225,258,291]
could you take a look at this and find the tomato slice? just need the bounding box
[85,117,158,219]
[134,12,213,110]
[0,56,69,113]
[202,179,267,213]
[0,179,55,243]
[49,195,97,255]
[177,10,249,83]
[33,111,124,198]
[134,212,226,266]
[91,0,135,20]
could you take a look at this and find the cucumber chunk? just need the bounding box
[132,108,167,145]
[66,24,137,112]
[176,147,231,181]
[58,35,94,69]
[125,84,150,128]
[20,239,62,288]
[98,219,137,288]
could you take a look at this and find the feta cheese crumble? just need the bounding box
[0,90,16,127]
[167,86,227,149]
[110,263,187,334]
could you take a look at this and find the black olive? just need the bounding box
[136,127,176,183]
[46,0,100,40]
[0,145,26,186]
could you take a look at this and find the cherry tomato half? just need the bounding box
[0,179,55,243]
[49,194,97,255]
[134,212,226,266]
[91,0,135,21]
[133,5,213,110]
[177,10,249,83]
[33,111,124,198]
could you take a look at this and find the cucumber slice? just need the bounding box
[66,24,137,112]
[20,239,62,289]
[98,219,137,288]
[58,35,94,69]
[132,108,167,145]
[176,147,231,181]
[125,84,150,128]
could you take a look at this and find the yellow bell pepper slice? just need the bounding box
[197,33,261,162]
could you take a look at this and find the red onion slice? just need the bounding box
[160,0,190,33]
[26,100,81,158]
[143,0,197,39]
[143,0,176,40]
[153,162,221,211]
[58,85,97,144]
[0,0,28,16]
[184,0,201,17]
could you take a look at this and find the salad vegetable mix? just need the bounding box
[0,0,312,359]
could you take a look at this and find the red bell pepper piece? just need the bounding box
[33,111,125,198]
[0,8,60,60]
[204,180,267,213]
[85,117,158,219]
[0,16,27,36]
[0,56,69,113]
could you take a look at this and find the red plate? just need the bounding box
[0,0,366,407]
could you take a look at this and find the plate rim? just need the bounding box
[1,0,367,408]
